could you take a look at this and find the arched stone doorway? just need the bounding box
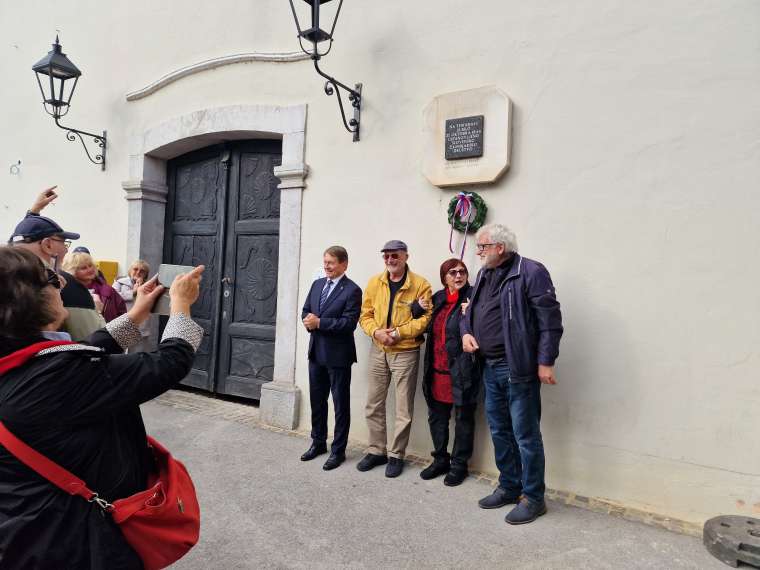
[122,105,308,429]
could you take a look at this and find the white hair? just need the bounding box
[476,223,518,253]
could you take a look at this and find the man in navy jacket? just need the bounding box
[301,246,363,470]
[461,223,563,525]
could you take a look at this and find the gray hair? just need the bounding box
[476,223,518,253]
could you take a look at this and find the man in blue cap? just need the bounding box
[9,189,105,340]
[8,189,79,271]
[9,217,78,268]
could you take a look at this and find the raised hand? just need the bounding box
[30,186,58,214]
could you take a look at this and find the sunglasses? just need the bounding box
[447,269,467,277]
[382,252,403,260]
[46,269,62,289]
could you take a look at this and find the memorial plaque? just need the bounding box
[422,86,511,187]
[445,115,484,160]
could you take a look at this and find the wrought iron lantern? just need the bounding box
[288,0,362,142]
[32,36,107,170]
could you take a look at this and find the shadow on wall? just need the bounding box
[541,271,640,498]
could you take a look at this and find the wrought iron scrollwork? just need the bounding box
[54,117,107,170]
[314,59,361,142]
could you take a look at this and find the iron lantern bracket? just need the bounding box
[53,117,107,170]
[312,57,361,142]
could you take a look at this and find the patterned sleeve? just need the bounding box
[161,312,204,351]
[105,314,143,351]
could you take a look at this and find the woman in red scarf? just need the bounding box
[417,259,480,486]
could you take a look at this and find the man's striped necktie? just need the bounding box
[319,279,333,309]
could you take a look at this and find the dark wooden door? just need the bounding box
[215,142,281,398]
[164,140,281,399]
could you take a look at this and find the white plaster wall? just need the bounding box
[1,0,758,524]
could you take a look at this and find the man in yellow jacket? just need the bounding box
[357,240,433,478]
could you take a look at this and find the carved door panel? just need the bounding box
[164,140,280,399]
[216,142,281,398]
[164,146,229,392]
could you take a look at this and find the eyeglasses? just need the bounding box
[46,269,62,289]
[47,237,72,248]
[382,252,402,260]
[447,269,467,277]
[476,243,497,252]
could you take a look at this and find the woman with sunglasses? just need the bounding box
[415,258,480,486]
[0,246,204,569]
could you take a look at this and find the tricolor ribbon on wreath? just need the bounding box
[448,192,474,258]
[447,190,487,259]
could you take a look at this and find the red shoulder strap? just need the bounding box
[0,340,96,503]
[0,340,75,375]
[0,421,94,501]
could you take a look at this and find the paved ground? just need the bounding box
[142,391,724,570]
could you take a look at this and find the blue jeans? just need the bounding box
[482,358,545,504]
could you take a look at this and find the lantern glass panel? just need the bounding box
[34,71,78,117]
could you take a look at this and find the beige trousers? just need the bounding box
[365,343,421,459]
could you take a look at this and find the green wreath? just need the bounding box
[447,191,487,233]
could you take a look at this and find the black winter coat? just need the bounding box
[460,254,563,383]
[0,325,196,569]
[420,284,481,406]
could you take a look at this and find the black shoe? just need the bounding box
[443,468,468,487]
[477,487,522,509]
[356,453,388,472]
[385,457,404,478]
[420,460,450,480]
[322,453,345,471]
[505,498,547,525]
[300,442,327,461]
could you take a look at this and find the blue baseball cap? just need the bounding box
[9,214,80,244]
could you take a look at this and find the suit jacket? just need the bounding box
[302,276,362,368]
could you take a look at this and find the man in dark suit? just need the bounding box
[301,246,363,470]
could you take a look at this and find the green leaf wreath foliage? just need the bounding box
[447,192,487,234]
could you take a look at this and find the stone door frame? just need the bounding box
[122,104,308,429]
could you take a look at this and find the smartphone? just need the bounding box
[151,264,196,315]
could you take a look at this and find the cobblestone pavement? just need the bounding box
[143,391,723,570]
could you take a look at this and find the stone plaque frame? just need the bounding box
[423,86,512,188]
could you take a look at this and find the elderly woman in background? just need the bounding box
[113,260,152,352]
[62,251,127,323]
[113,260,152,351]
[416,258,480,487]
[113,260,150,310]
[0,246,204,569]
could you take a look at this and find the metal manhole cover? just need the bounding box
[704,515,760,568]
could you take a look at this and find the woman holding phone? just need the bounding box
[0,246,204,569]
